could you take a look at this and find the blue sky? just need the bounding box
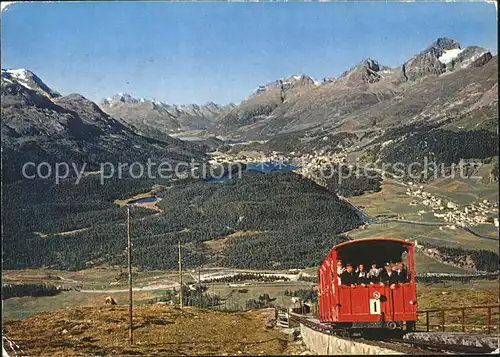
[1,1,497,105]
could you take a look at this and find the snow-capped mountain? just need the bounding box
[1,70,205,183]
[99,94,235,135]
[1,68,61,98]
[402,37,492,81]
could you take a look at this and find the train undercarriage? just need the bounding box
[322,320,416,339]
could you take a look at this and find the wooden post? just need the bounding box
[178,239,183,310]
[127,206,133,345]
[461,308,465,332]
[426,311,430,332]
[441,310,445,332]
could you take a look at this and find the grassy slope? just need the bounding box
[4,278,497,334]
[3,305,289,356]
[347,179,499,252]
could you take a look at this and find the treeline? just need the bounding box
[415,274,498,285]
[423,243,499,273]
[2,283,62,300]
[297,275,317,283]
[245,293,276,310]
[284,289,317,303]
[203,273,291,284]
[230,131,359,156]
[311,164,382,196]
[372,125,499,181]
[147,287,277,312]
[222,233,351,269]
[3,171,360,270]
[148,286,221,309]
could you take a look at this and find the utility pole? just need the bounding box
[178,239,183,310]
[127,206,133,345]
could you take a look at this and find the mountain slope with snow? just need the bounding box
[99,94,235,137]
[1,72,205,183]
[1,69,61,98]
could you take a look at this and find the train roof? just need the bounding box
[333,237,414,250]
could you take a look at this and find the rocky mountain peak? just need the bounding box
[252,74,317,96]
[426,38,463,64]
[431,37,461,51]
[402,37,492,81]
[204,101,219,109]
[362,58,382,71]
[1,68,61,99]
[337,57,388,85]
[107,93,137,103]
[283,74,318,87]
[182,103,201,111]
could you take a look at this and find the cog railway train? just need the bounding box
[316,237,417,334]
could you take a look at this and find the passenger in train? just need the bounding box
[391,262,398,272]
[340,263,357,286]
[395,262,409,283]
[355,264,369,286]
[337,259,345,285]
[367,262,382,284]
[379,262,398,286]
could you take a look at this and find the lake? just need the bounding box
[127,196,157,204]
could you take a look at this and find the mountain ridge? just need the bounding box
[99,93,236,134]
[1,71,206,184]
[211,37,496,139]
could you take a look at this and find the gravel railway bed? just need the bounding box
[289,312,496,354]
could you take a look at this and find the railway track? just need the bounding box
[288,312,496,354]
[385,337,496,354]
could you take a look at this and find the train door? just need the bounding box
[388,287,396,321]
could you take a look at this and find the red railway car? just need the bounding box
[317,238,417,332]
